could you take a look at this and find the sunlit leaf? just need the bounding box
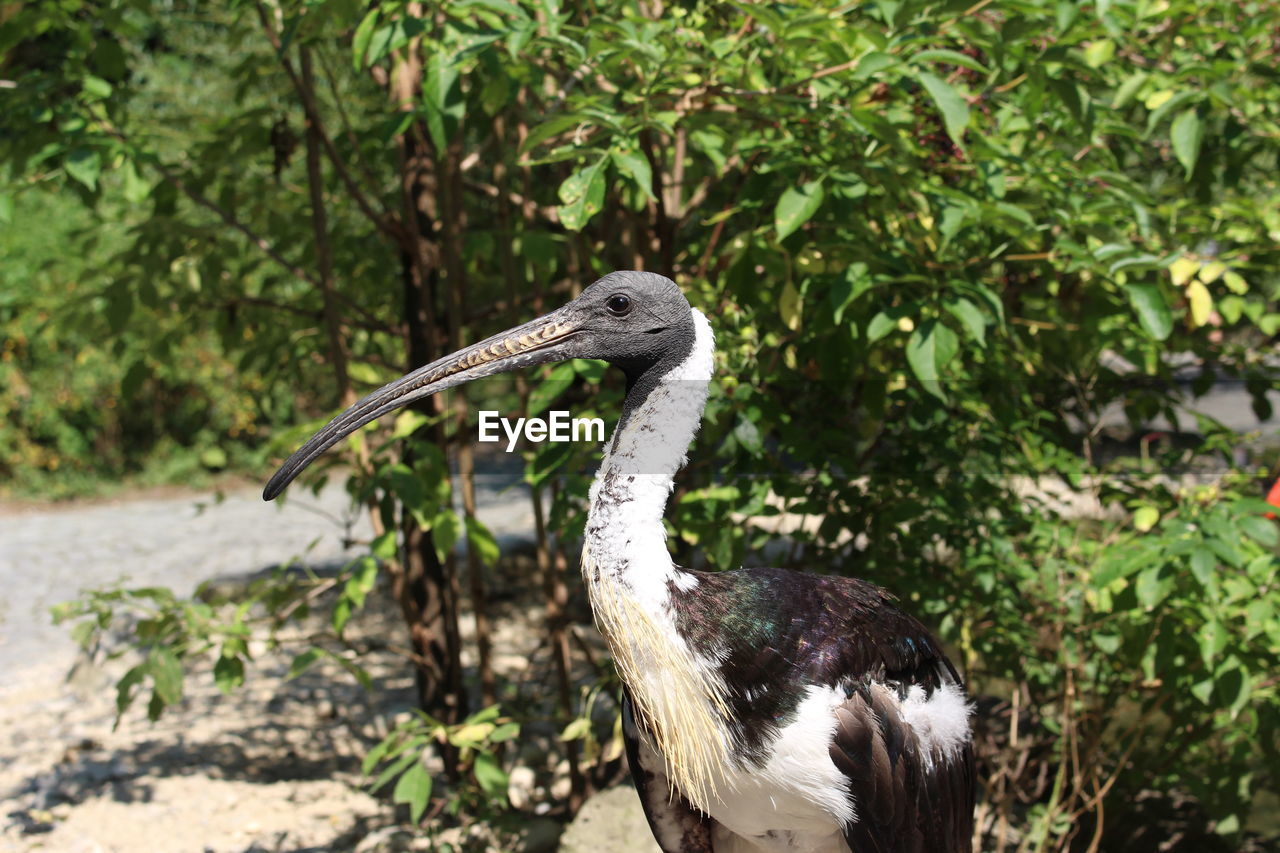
[916,72,969,148]
[1126,283,1173,340]
[906,320,948,402]
[1170,109,1203,177]
[64,148,101,190]
[464,516,500,567]
[611,148,655,200]
[1133,506,1159,532]
[149,646,184,705]
[393,761,433,824]
[774,179,825,240]
[1186,280,1212,327]
[779,280,802,331]
[472,751,508,799]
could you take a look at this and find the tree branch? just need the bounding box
[301,45,355,408]
[145,153,319,286]
[254,1,406,248]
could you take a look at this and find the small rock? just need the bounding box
[558,785,660,853]
[549,775,572,801]
[548,759,571,800]
[508,765,537,810]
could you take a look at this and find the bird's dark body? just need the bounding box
[626,566,974,853]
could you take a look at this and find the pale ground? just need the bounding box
[0,480,639,853]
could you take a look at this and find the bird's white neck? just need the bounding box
[581,308,731,813]
[584,307,715,601]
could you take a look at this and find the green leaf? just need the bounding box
[1170,109,1203,177]
[560,717,592,741]
[362,736,393,776]
[1239,515,1278,547]
[423,53,464,151]
[937,205,967,248]
[82,75,113,99]
[465,516,500,567]
[1125,283,1172,340]
[932,322,958,369]
[1093,633,1121,654]
[122,160,151,204]
[370,751,420,793]
[149,646,184,706]
[116,664,147,717]
[1111,71,1148,109]
[0,193,11,224]
[830,263,871,324]
[1198,618,1227,668]
[611,148,655,200]
[557,157,606,231]
[430,510,461,564]
[520,114,582,154]
[393,761,433,824]
[472,751,509,799]
[364,25,396,68]
[916,72,969,148]
[1082,39,1115,68]
[1135,565,1171,608]
[287,647,324,680]
[1216,660,1250,718]
[1146,90,1196,135]
[774,179,825,240]
[1133,506,1159,532]
[906,319,948,402]
[121,359,148,399]
[944,297,985,346]
[867,311,896,343]
[489,722,520,742]
[200,447,228,469]
[64,147,102,190]
[213,655,244,694]
[779,280,802,331]
[912,49,987,73]
[351,8,380,69]
[337,556,379,629]
[332,598,352,635]
[1189,546,1216,586]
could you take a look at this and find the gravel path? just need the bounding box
[0,471,549,853]
[0,469,535,690]
[0,486,371,685]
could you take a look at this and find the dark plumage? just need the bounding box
[634,567,974,853]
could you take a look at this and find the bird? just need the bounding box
[264,271,974,853]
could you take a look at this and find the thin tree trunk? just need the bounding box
[382,16,466,743]
[299,46,354,411]
[438,133,495,707]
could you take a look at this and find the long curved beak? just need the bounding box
[263,308,581,500]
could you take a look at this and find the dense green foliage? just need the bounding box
[6,0,1280,848]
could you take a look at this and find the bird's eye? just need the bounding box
[606,294,633,316]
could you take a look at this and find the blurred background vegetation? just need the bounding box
[3,0,1279,849]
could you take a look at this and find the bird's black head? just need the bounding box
[559,271,695,381]
[262,270,697,500]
